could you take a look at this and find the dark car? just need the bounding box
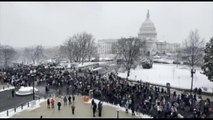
[141,58,153,69]
[142,62,153,69]
[183,61,190,65]
[116,59,125,64]
[173,61,181,64]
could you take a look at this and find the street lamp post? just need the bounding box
[33,73,35,100]
[190,68,196,95]
[31,69,36,100]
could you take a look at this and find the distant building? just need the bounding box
[97,39,118,58]
[97,9,180,57]
[138,9,157,56]
[97,39,117,54]
[156,41,180,54]
[138,9,180,55]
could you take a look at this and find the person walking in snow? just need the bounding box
[93,101,97,117]
[57,101,62,110]
[68,95,72,105]
[72,94,75,102]
[71,103,75,115]
[50,98,55,108]
[125,99,130,113]
[63,96,67,105]
[91,99,95,108]
[47,98,50,108]
[98,101,103,117]
[11,89,15,98]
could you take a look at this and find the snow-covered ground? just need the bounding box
[0,86,15,93]
[15,86,39,96]
[61,62,108,69]
[153,58,174,64]
[0,98,46,118]
[84,97,152,118]
[118,63,213,93]
[77,62,99,68]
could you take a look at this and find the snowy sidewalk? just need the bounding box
[10,95,150,118]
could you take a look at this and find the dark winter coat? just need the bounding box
[93,102,97,112]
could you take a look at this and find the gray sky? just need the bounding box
[0,2,213,48]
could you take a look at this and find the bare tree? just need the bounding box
[43,46,61,63]
[0,45,16,67]
[87,43,98,61]
[35,45,45,63]
[114,37,142,80]
[62,32,97,64]
[62,37,79,63]
[24,45,45,64]
[174,48,183,63]
[24,48,35,64]
[58,45,69,62]
[74,32,95,64]
[183,29,205,93]
[141,40,148,56]
[111,43,118,54]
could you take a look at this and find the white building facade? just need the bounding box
[97,10,180,57]
[138,10,157,56]
[97,39,118,58]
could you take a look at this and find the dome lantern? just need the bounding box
[147,9,150,19]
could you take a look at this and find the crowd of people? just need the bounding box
[0,63,212,118]
[46,94,76,114]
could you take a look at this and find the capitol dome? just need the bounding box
[138,10,157,56]
[138,10,157,41]
[140,19,157,34]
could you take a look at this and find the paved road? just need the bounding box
[0,89,33,112]
[0,84,56,112]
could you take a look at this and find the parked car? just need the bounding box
[141,58,153,69]
[183,61,190,65]
[173,61,181,64]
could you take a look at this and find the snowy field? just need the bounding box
[118,63,213,93]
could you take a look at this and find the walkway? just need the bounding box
[12,95,139,118]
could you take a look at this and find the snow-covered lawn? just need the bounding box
[63,62,108,69]
[118,63,213,93]
[84,97,152,118]
[77,62,108,67]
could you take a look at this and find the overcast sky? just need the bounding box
[0,2,213,48]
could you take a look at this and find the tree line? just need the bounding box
[59,32,98,64]
[0,32,98,67]
[0,30,213,82]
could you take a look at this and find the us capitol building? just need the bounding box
[97,10,180,58]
